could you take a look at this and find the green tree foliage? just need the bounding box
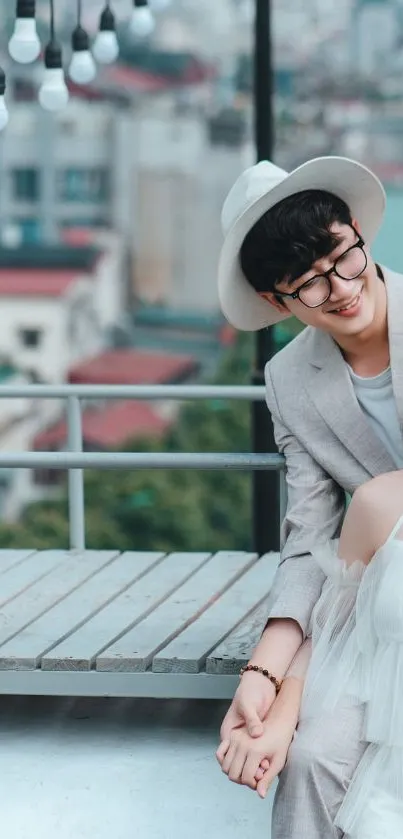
[0,335,259,552]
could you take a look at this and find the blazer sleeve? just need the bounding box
[263,362,346,637]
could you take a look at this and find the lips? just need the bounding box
[327,289,362,314]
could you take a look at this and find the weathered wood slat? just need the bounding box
[42,552,212,671]
[206,596,273,674]
[0,551,118,650]
[96,551,258,673]
[0,550,68,608]
[152,552,279,673]
[0,550,37,576]
[207,554,280,674]
[0,552,165,670]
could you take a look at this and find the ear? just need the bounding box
[351,217,362,236]
[260,291,290,314]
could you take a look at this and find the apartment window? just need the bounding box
[57,167,110,203]
[19,328,42,349]
[14,218,42,244]
[12,168,40,201]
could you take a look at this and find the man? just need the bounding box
[216,156,402,837]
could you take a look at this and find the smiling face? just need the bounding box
[261,221,385,341]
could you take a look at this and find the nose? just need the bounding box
[327,272,354,301]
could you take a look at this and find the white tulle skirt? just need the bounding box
[300,514,403,839]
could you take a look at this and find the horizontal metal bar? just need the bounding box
[0,384,266,401]
[0,452,285,470]
[0,670,239,700]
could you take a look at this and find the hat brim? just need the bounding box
[218,156,386,331]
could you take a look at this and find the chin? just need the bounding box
[333,310,372,333]
[342,319,372,336]
[326,295,376,336]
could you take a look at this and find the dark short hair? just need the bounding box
[239,189,353,294]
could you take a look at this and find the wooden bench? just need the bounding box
[0,548,280,699]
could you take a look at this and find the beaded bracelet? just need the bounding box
[239,664,282,695]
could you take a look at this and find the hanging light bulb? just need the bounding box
[129,0,155,38]
[39,41,69,111]
[93,3,119,64]
[69,27,97,83]
[9,0,41,64]
[149,0,171,10]
[0,69,9,131]
[39,0,69,111]
[69,0,96,84]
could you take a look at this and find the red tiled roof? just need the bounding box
[218,324,237,346]
[33,401,170,450]
[61,228,96,247]
[104,65,169,92]
[68,349,198,385]
[68,66,169,101]
[368,161,403,185]
[0,269,81,297]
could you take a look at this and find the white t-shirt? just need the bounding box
[347,365,403,468]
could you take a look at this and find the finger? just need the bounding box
[220,710,243,742]
[228,747,248,784]
[221,743,237,776]
[244,711,264,738]
[242,752,266,789]
[216,740,230,766]
[260,758,270,770]
[257,762,281,799]
[254,758,270,782]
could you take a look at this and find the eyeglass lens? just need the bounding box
[299,245,367,307]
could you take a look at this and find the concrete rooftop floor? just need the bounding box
[0,695,274,839]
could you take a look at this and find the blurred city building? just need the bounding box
[0,231,128,518]
[0,234,126,383]
[353,0,400,78]
[0,58,236,319]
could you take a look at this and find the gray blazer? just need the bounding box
[264,265,403,636]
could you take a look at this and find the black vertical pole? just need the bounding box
[251,0,280,554]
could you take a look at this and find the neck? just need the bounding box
[333,276,389,376]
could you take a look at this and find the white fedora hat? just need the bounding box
[218,156,386,331]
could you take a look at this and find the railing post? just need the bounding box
[252,0,280,555]
[66,395,85,551]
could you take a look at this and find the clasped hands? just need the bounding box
[216,672,296,800]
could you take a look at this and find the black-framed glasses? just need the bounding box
[277,226,367,309]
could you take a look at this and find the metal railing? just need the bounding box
[0,384,286,551]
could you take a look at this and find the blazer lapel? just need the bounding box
[305,324,396,477]
[385,266,403,433]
